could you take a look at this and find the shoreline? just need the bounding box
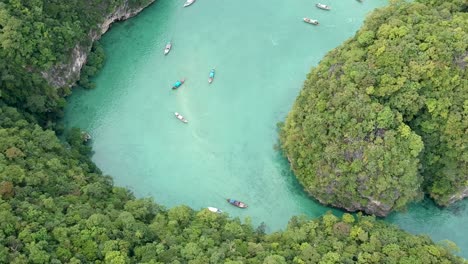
[42,0,156,88]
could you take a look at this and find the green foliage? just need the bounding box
[0,106,464,263]
[64,127,96,170]
[0,0,465,262]
[78,41,106,89]
[0,0,149,125]
[280,0,468,213]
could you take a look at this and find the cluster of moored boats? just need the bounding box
[169,65,215,123]
[303,1,362,26]
[172,0,356,211]
[164,2,246,209]
[208,198,248,213]
[169,0,205,124]
[303,3,331,26]
[164,36,215,124]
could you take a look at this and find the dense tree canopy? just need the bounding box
[0,0,466,262]
[280,0,467,215]
[0,0,151,125]
[0,105,464,263]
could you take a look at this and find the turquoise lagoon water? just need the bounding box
[63,0,468,257]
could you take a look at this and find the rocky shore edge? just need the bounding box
[42,0,156,88]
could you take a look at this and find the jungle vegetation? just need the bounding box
[0,0,151,127]
[280,0,468,215]
[0,0,466,263]
[0,105,464,263]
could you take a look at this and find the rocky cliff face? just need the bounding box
[308,187,394,217]
[446,187,468,205]
[42,0,155,88]
[288,156,396,217]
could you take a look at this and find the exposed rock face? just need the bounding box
[312,191,393,217]
[446,187,468,205]
[42,0,155,88]
[289,154,398,217]
[346,198,393,217]
[42,44,90,88]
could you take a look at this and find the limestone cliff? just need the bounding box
[42,0,155,88]
[446,187,468,206]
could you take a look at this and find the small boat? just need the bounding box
[174,112,188,123]
[164,42,172,55]
[356,0,363,2]
[303,18,319,25]
[316,3,331,10]
[208,207,222,213]
[226,198,248,208]
[208,69,215,84]
[172,79,185,89]
[184,0,196,7]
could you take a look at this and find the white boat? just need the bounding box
[174,112,188,123]
[184,0,196,7]
[303,18,319,25]
[164,42,172,55]
[208,207,222,213]
[316,3,331,10]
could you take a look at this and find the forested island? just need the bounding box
[280,0,467,216]
[0,0,467,263]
